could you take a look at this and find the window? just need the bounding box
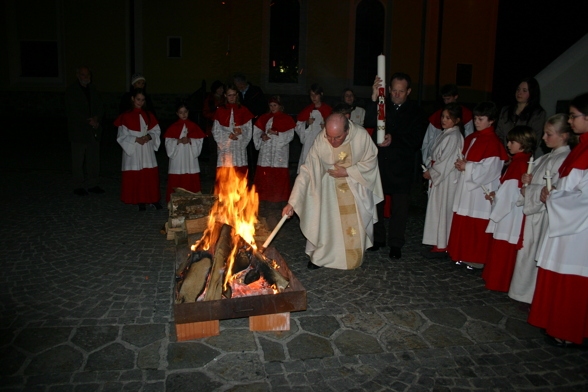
[354,0,385,86]
[168,37,182,58]
[268,0,300,83]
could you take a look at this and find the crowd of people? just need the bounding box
[66,66,588,349]
[420,80,588,349]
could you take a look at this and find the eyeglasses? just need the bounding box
[569,113,584,120]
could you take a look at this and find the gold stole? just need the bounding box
[332,143,362,269]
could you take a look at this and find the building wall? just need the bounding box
[1,0,499,122]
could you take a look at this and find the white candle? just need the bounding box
[481,184,494,200]
[524,157,534,187]
[421,164,427,172]
[545,170,552,191]
[376,54,386,144]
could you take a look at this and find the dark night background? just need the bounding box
[492,1,588,109]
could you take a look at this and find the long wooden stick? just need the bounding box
[261,214,289,251]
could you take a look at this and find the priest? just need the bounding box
[283,113,384,270]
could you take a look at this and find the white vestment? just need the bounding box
[212,110,252,167]
[452,152,503,219]
[508,146,570,303]
[350,106,366,126]
[289,122,384,269]
[422,126,464,248]
[295,110,326,173]
[117,115,161,171]
[253,118,294,168]
[165,125,204,175]
[536,166,588,278]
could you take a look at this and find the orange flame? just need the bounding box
[191,167,259,291]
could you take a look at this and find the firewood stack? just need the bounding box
[164,188,218,244]
[164,188,273,246]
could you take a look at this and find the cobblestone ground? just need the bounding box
[1,142,587,392]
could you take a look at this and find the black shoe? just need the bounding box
[544,335,579,348]
[87,186,105,194]
[74,188,89,196]
[307,261,322,270]
[367,241,386,251]
[152,202,163,210]
[138,203,147,211]
[389,246,402,259]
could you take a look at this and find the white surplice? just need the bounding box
[212,110,252,168]
[165,125,204,175]
[117,114,161,171]
[295,110,326,173]
[253,118,294,168]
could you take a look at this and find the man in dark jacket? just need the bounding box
[364,72,427,259]
[65,66,105,196]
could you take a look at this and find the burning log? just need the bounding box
[253,250,290,292]
[176,251,212,303]
[203,224,234,301]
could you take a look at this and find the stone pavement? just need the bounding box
[1,141,587,392]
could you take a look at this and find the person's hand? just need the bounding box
[455,158,466,172]
[261,133,271,141]
[180,136,190,144]
[485,191,495,203]
[327,164,348,178]
[229,133,239,140]
[378,133,392,147]
[522,173,533,185]
[88,116,99,129]
[233,127,242,135]
[282,204,294,218]
[136,136,147,145]
[540,186,554,203]
[371,75,383,101]
[307,117,315,126]
[268,128,278,135]
[423,170,431,180]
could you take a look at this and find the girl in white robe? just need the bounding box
[508,114,573,304]
[115,89,161,210]
[212,85,254,184]
[422,103,464,257]
[528,93,588,346]
[164,101,206,202]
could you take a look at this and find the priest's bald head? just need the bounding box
[324,113,350,148]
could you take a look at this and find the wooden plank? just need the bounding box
[250,312,290,331]
[175,320,220,341]
[185,217,209,234]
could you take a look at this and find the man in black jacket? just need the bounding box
[65,66,105,196]
[364,72,427,259]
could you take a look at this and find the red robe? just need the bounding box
[296,103,332,122]
[447,127,509,264]
[254,111,296,202]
